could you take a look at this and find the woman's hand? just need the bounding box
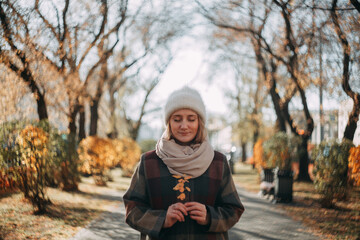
[185,202,210,225]
[163,202,188,228]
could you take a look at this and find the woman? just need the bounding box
[124,86,244,240]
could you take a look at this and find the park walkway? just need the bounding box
[70,187,320,240]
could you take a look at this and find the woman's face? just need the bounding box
[169,109,199,145]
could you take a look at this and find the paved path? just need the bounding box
[70,187,320,240]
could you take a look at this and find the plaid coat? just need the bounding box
[123,150,244,240]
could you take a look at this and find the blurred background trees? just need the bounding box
[0,0,189,139]
[0,0,359,200]
[196,0,359,181]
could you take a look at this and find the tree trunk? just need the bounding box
[331,0,360,142]
[270,89,287,132]
[78,104,86,141]
[269,61,287,133]
[297,138,311,181]
[252,38,287,132]
[89,99,99,136]
[20,69,48,121]
[343,99,360,141]
[90,57,106,136]
[36,93,49,121]
[0,5,48,121]
[251,77,261,146]
[275,1,313,181]
[252,116,260,147]
[241,142,247,162]
[282,105,312,181]
[108,89,118,139]
[350,0,360,13]
[68,102,79,137]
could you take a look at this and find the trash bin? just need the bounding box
[273,168,293,203]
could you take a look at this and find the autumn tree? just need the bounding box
[330,0,360,142]
[124,55,172,141]
[197,0,324,180]
[36,0,128,140]
[1,0,188,142]
[0,0,127,139]
[101,1,194,140]
[0,1,49,121]
[205,43,267,161]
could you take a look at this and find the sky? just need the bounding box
[153,48,228,114]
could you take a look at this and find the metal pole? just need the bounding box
[319,30,324,142]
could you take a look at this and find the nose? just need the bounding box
[179,121,188,129]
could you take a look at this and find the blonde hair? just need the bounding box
[164,115,207,144]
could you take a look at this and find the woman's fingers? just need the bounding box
[171,209,185,222]
[185,202,209,225]
[173,203,188,217]
[164,203,187,228]
[187,210,202,216]
[185,202,205,213]
[189,214,203,222]
[165,202,209,227]
[169,203,187,222]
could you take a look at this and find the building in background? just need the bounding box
[290,109,338,145]
[291,99,360,146]
[207,116,232,152]
[311,110,338,144]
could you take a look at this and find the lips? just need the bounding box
[179,132,191,135]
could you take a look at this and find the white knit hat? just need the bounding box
[164,86,206,124]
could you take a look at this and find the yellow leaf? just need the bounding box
[173,183,184,191]
[177,193,186,201]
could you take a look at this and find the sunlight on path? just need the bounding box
[70,203,138,240]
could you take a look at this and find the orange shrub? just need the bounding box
[16,125,50,213]
[253,138,266,172]
[17,125,49,167]
[78,136,116,176]
[78,136,141,182]
[114,137,141,177]
[0,170,17,194]
[348,145,360,186]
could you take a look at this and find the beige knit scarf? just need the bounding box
[155,133,215,178]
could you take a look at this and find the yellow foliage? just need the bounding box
[348,146,360,186]
[15,125,51,212]
[78,136,141,178]
[114,137,141,175]
[16,125,49,169]
[253,138,266,172]
[78,136,116,175]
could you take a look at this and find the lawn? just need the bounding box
[0,169,130,240]
[0,164,359,240]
